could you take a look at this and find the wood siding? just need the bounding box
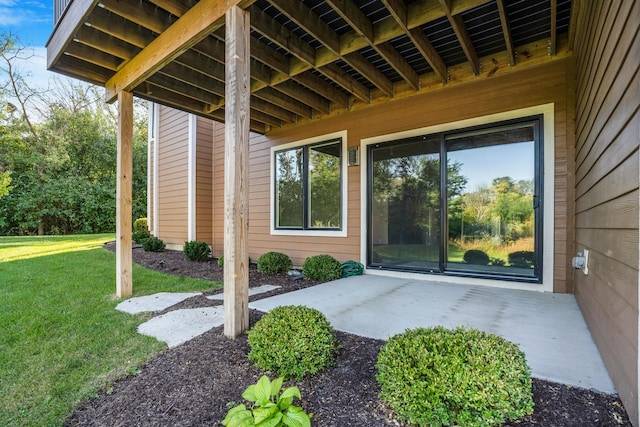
[195,116,214,244]
[191,58,575,292]
[573,1,639,424]
[157,105,189,247]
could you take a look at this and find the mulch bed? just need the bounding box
[65,244,632,426]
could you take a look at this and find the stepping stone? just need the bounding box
[116,292,202,314]
[137,307,224,348]
[207,284,280,301]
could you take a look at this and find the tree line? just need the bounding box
[0,34,147,235]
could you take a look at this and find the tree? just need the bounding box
[0,33,147,235]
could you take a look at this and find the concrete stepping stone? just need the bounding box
[137,307,224,348]
[206,284,280,301]
[116,292,202,314]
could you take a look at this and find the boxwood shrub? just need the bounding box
[247,305,339,380]
[183,240,211,262]
[376,326,534,427]
[302,254,342,281]
[257,251,292,274]
[133,217,148,234]
[463,249,490,265]
[142,237,165,252]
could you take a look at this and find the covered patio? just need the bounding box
[250,275,615,393]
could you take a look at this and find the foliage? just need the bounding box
[247,305,338,380]
[257,251,292,274]
[302,254,342,281]
[133,218,149,234]
[376,326,534,427]
[222,375,311,427]
[463,249,490,265]
[141,237,165,252]
[217,255,224,267]
[0,34,148,235]
[0,234,218,426]
[509,251,535,268]
[183,240,211,262]
[132,231,150,244]
[0,170,11,199]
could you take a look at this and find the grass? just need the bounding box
[0,234,221,427]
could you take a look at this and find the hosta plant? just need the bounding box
[221,375,311,427]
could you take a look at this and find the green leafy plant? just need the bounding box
[141,237,165,252]
[183,240,211,262]
[132,231,150,244]
[463,249,490,265]
[133,217,149,234]
[248,305,338,380]
[490,257,506,267]
[222,375,311,427]
[257,251,292,274]
[217,255,224,267]
[376,326,533,427]
[302,254,342,281]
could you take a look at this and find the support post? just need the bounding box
[223,6,250,338]
[116,90,134,298]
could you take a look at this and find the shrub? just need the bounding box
[222,375,311,427]
[132,231,150,244]
[257,251,292,274]
[509,251,535,268]
[463,249,490,265]
[302,254,342,281]
[133,217,148,234]
[490,257,506,267]
[247,305,339,380]
[376,326,533,427]
[183,240,211,262]
[217,255,224,267]
[141,237,165,252]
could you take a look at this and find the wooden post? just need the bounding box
[223,6,250,338]
[116,90,134,298]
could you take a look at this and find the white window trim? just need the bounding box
[360,104,555,292]
[187,114,197,242]
[270,130,348,237]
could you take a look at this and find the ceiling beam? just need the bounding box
[438,0,480,76]
[254,87,312,119]
[290,71,351,109]
[272,80,331,115]
[550,0,558,55]
[382,0,447,82]
[104,0,238,102]
[496,0,515,66]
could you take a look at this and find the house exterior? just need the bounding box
[47,0,638,423]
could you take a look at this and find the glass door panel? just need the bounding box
[370,136,441,271]
[446,124,537,278]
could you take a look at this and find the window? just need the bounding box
[274,137,343,231]
[368,116,543,283]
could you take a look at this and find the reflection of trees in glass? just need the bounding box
[276,149,302,227]
[309,144,340,228]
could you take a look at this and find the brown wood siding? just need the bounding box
[573,1,640,424]
[195,116,214,245]
[208,59,576,285]
[157,105,189,246]
[148,137,155,234]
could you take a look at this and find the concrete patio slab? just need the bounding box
[206,284,280,301]
[116,292,202,314]
[250,275,615,394]
[137,307,224,348]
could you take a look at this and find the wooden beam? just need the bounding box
[550,0,558,56]
[273,80,331,115]
[496,0,516,66]
[253,87,312,119]
[104,0,239,102]
[382,0,448,82]
[567,0,582,51]
[116,90,133,298]
[290,72,350,109]
[438,0,480,75]
[46,0,100,69]
[224,6,250,339]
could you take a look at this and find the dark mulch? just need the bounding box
[66,244,632,426]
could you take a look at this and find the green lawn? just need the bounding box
[0,234,221,427]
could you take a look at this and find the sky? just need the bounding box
[1,0,59,90]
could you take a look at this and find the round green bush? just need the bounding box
[141,237,165,252]
[463,249,490,265]
[247,305,339,380]
[508,251,535,268]
[302,254,342,281]
[132,230,150,244]
[133,217,149,234]
[257,251,292,274]
[183,240,211,262]
[376,327,534,427]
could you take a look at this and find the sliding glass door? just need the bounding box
[368,117,542,282]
